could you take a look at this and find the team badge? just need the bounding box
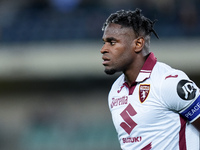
[139,84,150,103]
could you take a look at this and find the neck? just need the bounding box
[124,54,148,86]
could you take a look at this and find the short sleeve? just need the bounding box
[160,70,200,113]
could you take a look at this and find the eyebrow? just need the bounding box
[102,37,117,42]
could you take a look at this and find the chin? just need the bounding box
[104,69,116,75]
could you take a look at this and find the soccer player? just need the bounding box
[100,8,200,150]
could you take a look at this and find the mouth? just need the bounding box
[102,56,110,65]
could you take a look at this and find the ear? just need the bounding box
[134,37,145,53]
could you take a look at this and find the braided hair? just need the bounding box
[102,8,159,39]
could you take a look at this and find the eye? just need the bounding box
[110,41,116,46]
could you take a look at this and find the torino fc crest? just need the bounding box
[139,84,150,103]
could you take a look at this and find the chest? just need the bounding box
[109,83,170,135]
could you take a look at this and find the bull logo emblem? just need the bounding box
[139,84,150,103]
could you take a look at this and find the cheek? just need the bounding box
[111,42,133,64]
[112,49,125,63]
[118,45,133,59]
[114,48,133,67]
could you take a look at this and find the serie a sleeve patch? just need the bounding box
[180,95,200,123]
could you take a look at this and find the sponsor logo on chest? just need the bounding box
[111,96,128,108]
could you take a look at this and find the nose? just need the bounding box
[100,44,108,54]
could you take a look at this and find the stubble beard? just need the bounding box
[104,68,116,75]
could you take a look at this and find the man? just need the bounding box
[100,8,200,150]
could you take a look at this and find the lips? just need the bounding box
[102,56,110,65]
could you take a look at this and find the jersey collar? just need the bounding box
[135,52,157,82]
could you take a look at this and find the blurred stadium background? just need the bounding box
[0,0,199,150]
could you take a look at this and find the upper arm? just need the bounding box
[160,70,198,110]
[160,70,200,128]
[180,95,200,130]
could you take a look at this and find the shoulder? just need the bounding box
[156,62,191,93]
[109,74,124,93]
[150,62,180,92]
[152,62,176,76]
[108,74,125,109]
[151,62,188,86]
[154,62,199,111]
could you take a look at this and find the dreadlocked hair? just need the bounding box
[102,8,159,39]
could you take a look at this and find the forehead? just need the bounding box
[103,23,135,39]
